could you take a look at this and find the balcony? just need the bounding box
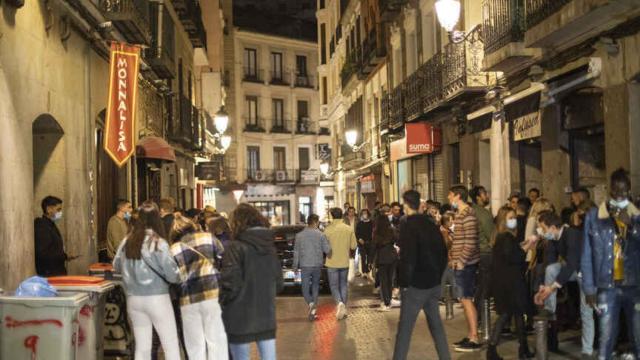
[167,95,194,146]
[146,2,176,79]
[243,117,266,133]
[388,85,404,131]
[245,169,298,183]
[361,28,386,74]
[173,0,207,48]
[421,52,443,112]
[403,71,422,122]
[246,169,272,182]
[524,0,640,50]
[99,0,151,45]
[269,71,290,86]
[379,0,408,22]
[191,106,203,151]
[270,119,292,134]
[380,92,390,132]
[295,118,317,134]
[294,74,315,89]
[482,0,538,73]
[319,127,330,136]
[340,50,362,88]
[243,67,264,83]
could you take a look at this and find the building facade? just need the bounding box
[0,0,223,290]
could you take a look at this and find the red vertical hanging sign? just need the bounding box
[104,42,141,167]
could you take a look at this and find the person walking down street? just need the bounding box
[112,201,181,360]
[448,185,482,352]
[393,190,450,360]
[581,168,640,360]
[293,214,332,321]
[169,215,228,360]
[486,206,537,360]
[356,209,374,278]
[373,214,398,311]
[324,207,357,320]
[35,195,78,276]
[219,204,283,360]
[106,199,132,261]
[469,186,495,331]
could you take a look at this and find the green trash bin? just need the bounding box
[0,292,89,359]
[53,281,115,360]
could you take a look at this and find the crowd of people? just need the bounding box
[31,167,640,360]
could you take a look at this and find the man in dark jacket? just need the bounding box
[393,190,450,360]
[219,226,284,352]
[355,209,373,278]
[581,169,640,359]
[34,195,74,276]
[535,211,595,357]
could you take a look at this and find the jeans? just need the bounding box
[543,263,595,355]
[301,267,322,305]
[228,339,276,360]
[181,299,229,360]
[127,294,180,360]
[393,286,451,360]
[378,263,395,306]
[440,267,459,299]
[454,264,478,299]
[358,245,370,273]
[597,286,640,360]
[327,267,349,304]
[490,313,526,347]
[474,253,492,308]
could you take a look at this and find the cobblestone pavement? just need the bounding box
[273,280,584,360]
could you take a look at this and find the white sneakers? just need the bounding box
[390,299,402,308]
[336,302,347,320]
[379,303,392,312]
[308,302,317,321]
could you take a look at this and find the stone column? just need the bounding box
[490,117,510,215]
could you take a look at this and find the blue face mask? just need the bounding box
[506,218,518,230]
[53,211,63,222]
[543,232,556,241]
[451,202,459,210]
[610,198,630,210]
[123,212,132,221]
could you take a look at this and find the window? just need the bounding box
[245,96,258,125]
[297,100,308,120]
[247,146,261,174]
[274,147,286,170]
[318,0,325,9]
[296,55,307,76]
[321,77,328,105]
[298,147,310,170]
[320,24,327,64]
[271,52,283,81]
[244,48,257,76]
[272,99,284,127]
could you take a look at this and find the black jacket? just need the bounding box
[374,229,397,265]
[554,226,583,286]
[219,227,284,343]
[398,214,447,289]
[34,216,67,276]
[162,214,175,238]
[490,232,527,315]
[355,220,373,245]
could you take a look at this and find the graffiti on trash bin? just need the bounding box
[80,304,93,318]
[4,316,63,328]
[71,319,86,347]
[24,335,39,358]
[104,285,132,354]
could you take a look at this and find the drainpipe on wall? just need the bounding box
[85,42,97,263]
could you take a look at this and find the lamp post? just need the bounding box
[345,129,369,152]
[214,106,229,134]
[435,0,465,43]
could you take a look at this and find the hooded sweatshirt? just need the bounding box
[219,227,284,343]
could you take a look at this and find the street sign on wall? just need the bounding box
[104,42,141,167]
[406,123,442,154]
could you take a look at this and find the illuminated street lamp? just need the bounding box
[344,129,369,152]
[435,0,465,43]
[220,135,232,152]
[214,106,229,134]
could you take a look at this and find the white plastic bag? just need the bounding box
[347,258,356,283]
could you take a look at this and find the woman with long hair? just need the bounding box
[170,215,228,360]
[487,206,537,360]
[373,214,397,311]
[219,203,283,360]
[112,201,181,360]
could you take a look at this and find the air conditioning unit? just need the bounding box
[275,170,287,182]
[254,170,266,181]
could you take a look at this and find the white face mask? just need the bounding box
[449,224,455,232]
[536,227,544,237]
[53,211,63,222]
[506,218,518,230]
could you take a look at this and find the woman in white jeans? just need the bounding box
[170,215,229,360]
[113,201,181,360]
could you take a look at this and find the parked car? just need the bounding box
[272,225,329,293]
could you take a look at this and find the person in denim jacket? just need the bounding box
[581,168,640,360]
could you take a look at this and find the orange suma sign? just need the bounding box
[104,42,140,167]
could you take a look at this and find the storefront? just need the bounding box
[244,184,296,225]
[507,91,543,195]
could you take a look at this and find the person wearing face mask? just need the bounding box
[581,168,640,360]
[486,206,537,360]
[34,195,77,276]
[106,199,133,261]
[533,211,594,358]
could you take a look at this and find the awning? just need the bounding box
[135,136,176,162]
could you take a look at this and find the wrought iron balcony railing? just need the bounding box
[245,169,298,183]
[270,119,292,134]
[99,0,151,45]
[404,71,422,122]
[167,95,194,146]
[243,117,266,133]
[441,27,488,101]
[146,2,176,79]
[525,0,571,28]
[362,28,386,73]
[243,68,264,83]
[191,106,203,151]
[482,0,526,54]
[380,92,390,131]
[173,0,207,48]
[295,118,318,134]
[295,75,315,89]
[389,85,404,130]
[421,52,444,112]
[269,71,290,86]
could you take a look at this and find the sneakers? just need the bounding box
[308,302,317,321]
[372,287,380,295]
[453,338,469,346]
[454,339,481,352]
[379,303,391,312]
[336,302,347,320]
[390,299,401,308]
